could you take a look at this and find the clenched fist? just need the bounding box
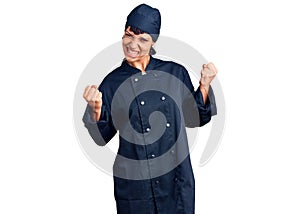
[83,85,102,121]
[199,62,218,103]
[200,62,218,89]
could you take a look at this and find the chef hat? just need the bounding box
[125,4,161,42]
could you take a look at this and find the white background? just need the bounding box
[1,0,300,213]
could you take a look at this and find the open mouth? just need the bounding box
[126,47,139,58]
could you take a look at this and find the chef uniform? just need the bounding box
[83,4,217,214]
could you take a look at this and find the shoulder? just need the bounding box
[153,57,185,69]
[152,57,189,80]
[97,62,127,93]
[100,65,123,83]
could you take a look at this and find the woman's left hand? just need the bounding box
[200,62,218,89]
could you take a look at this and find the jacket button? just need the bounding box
[174,177,178,182]
[161,96,166,101]
[171,150,175,154]
[140,101,145,105]
[155,180,160,184]
[166,123,171,127]
[151,154,155,158]
[146,127,151,132]
[134,78,138,82]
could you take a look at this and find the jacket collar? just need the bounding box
[121,56,157,74]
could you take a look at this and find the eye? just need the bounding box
[125,33,132,37]
[139,38,148,43]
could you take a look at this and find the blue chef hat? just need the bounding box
[125,4,161,42]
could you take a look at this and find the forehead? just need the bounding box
[125,26,152,39]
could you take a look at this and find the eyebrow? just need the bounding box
[125,31,150,41]
[125,31,133,35]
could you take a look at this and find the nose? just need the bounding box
[129,39,139,49]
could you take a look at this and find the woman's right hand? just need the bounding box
[83,85,102,121]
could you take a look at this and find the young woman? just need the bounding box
[83,4,218,214]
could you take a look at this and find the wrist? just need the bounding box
[199,85,209,104]
[200,84,209,92]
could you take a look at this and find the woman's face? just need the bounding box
[122,27,154,63]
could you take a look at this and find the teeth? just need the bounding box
[129,49,138,54]
[127,47,139,56]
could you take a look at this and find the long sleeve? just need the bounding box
[82,87,117,146]
[181,66,217,127]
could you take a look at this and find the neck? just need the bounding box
[127,55,150,73]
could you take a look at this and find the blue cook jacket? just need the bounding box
[83,56,217,214]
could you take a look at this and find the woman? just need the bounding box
[83,3,217,214]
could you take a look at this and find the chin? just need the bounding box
[124,52,143,61]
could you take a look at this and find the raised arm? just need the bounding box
[199,62,218,104]
[82,85,117,146]
[83,85,102,121]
